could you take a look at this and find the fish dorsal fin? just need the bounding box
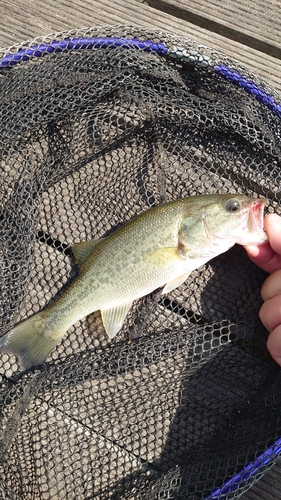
[71,237,105,266]
[101,302,133,339]
[162,272,191,295]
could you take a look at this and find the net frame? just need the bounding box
[0,24,280,500]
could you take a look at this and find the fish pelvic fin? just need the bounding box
[162,272,191,294]
[101,302,133,339]
[0,311,63,370]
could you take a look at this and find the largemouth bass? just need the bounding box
[0,194,268,369]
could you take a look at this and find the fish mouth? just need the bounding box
[236,198,268,245]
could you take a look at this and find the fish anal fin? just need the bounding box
[162,272,191,295]
[71,238,105,266]
[101,302,133,339]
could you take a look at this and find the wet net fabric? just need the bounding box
[0,25,281,499]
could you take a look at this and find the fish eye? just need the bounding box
[225,199,241,212]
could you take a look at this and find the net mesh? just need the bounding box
[0,25,281,499]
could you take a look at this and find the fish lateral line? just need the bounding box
[0,193,268,369]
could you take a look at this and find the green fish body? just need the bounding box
[0,194,268,369]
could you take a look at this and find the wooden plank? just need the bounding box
[147,0,281,57]
[0,0,281,96]
[0,1,280,499]
[242,459,281,500]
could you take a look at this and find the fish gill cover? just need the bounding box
[0,25,281,500]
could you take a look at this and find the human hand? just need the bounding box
[244,214,281,366]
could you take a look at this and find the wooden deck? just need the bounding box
[1,0,281,96]
[0,1,280,498]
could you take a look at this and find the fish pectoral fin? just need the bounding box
[162,272,191,295]
[148,248,191,293]
[101,302,133,339]
[71,237,106,265]
[148,247,182,266]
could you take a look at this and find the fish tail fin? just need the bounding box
[0,311,63,370]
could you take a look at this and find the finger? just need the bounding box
[244,214,281,273]
[261,270,281,301]
[259,295,281,332]
[265,214,281,255]
[245,243,281,274]
[244,242,276,272]
[245,213,281,273]
[267,325,281,366]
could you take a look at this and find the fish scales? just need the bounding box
[0,194,268,369]
[52,200,184,320]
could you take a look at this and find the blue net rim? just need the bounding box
[0,35,280,118]
[205,437,281,499]
[0,33,280,498]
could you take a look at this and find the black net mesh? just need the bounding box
[0,25,281,499]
